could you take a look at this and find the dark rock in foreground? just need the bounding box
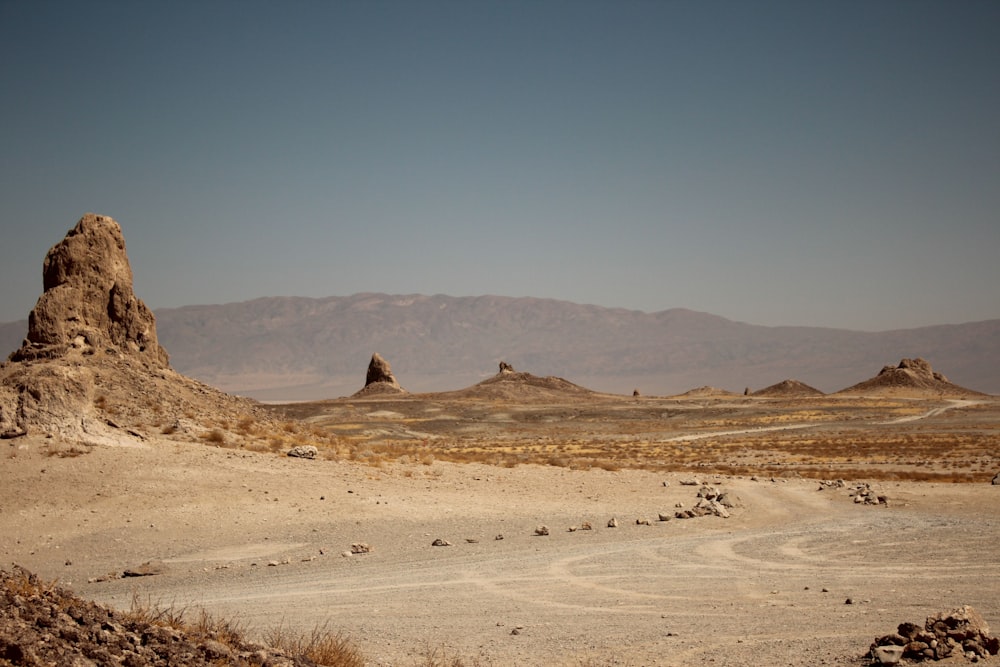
[0,566,320,667]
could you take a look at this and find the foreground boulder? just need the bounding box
[870,606,999,663]
[10,214,168,366]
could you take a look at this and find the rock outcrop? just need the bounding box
[0,215,269,444]
[352,352,405,396]
[9,214,168,366]
[838,358,984,397]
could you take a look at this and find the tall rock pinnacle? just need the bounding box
[10,214,168,366]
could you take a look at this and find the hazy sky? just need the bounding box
[1,1,998,331]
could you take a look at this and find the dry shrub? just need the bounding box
[45,443,92,458]
[202,428,226,445]
[236,416,255,435]
[263,621,364,667]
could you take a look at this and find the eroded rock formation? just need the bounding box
[9,214,168,366]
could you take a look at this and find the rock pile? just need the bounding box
[870,606,999,663]
[818,480,888,505]
[0,566,319,667]
[674,485,738,519]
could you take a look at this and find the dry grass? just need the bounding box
[263,621,365,667]
[123,594,365,667]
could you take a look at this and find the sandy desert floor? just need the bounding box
[2,395,999,666]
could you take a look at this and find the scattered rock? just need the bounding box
[658,513,672,522]
[534,525,549,536]
[636,518,651,526]
[607,517,618,528]
[287,445,318,459]
[579,522,592,531]
[350,542,372,554]
[993,472,999,486]
[872,644,904,664]
[431,538,452,547]
[498,361,515,374]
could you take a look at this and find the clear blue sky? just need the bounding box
[1,0,998,331]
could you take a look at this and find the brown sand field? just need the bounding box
[2,393,999,666]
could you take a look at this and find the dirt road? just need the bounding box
[5,438,997,666]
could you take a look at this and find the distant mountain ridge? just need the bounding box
[2,293,998,399]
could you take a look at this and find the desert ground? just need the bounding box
[2,391,999,666]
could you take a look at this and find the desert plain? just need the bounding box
[3,386,999,666]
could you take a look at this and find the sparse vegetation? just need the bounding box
[264,395,999,483]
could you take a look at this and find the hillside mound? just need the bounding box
[434,361,597,401]
[753,379,825,397]
[837,357,985,397]
[674,386,738,398]
[0,215,268,444]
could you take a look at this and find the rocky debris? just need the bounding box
[992,472,999,485]
[498,361,515,374]
[607,517,618,528]
[849,483,888,506]
[674,486,739,520]
[534,525,550,536]
[839,358,983,397]
[635,518,651,526]
[10,214,168,366]
[870,606,1000,663]
[349,543,372,555]
[658,513,672,522]
[287,445,318,459]
[752,379,825,397]
[0,566,319,667]
[632,388,640,397]
[818,479,848,491]
[431,538,452,547]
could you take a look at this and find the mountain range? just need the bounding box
[2,293,997,399]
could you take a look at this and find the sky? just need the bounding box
[1,1,998,331]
